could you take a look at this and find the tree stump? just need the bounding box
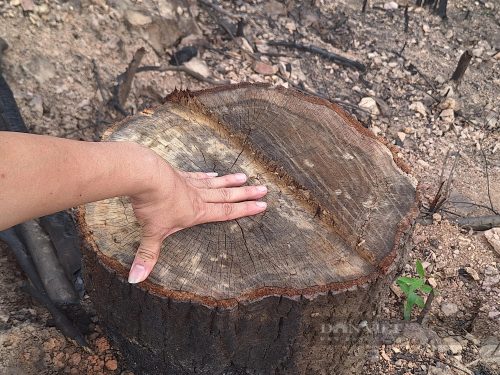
[77,83,419,375]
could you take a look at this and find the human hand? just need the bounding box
[127,156,268,283]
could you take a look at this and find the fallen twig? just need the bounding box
[267,40,366,72]
[136,64,230,85]
[455,215,500,231]
[40,213,84,296]
[451,50,472,83]
[417,288,435,323]
[18,220,78,305]
[112,47,146,115]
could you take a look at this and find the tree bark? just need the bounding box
[78,83,419,374]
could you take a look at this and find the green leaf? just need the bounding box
[414,295,425,308]
[397,276,416,285]
[416,260,425,278]
[420,284,433,294]
[396,279,411,295]
[407,278,425,292]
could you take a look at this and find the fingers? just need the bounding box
[201,201,267,223]
[201,185,267,203]
[188,173,248,189]
[128,234,163,284]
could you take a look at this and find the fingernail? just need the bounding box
[255,201,267,208]
[256,185,267,193]
[128,263,147,284]
[206,172,218,177]
[235,173,247,182]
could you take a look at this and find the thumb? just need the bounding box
[128,235,162,284]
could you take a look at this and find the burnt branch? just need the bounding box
[267,40,366,72]
[451,50,472,83]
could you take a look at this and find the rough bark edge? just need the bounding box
[77,83,422,309]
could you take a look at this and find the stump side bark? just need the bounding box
[77,83,419,374]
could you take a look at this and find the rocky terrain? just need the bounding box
[0,0,499,374]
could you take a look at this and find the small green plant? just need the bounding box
[396,260,434,320]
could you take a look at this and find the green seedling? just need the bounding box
[396,260,433,320]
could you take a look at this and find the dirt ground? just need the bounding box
[0,0,499,374]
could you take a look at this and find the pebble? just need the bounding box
[488,310,500,319]
[384,2,398,10]
[428,277,437,288]
[397,132,406,143]
[125,10,152,27]
[422,24,431,33]
[440,109,454,123]
[105,358,118,371]
[438,98,457,111]
[20,0,34,11]
[484,228,500,255]
[471,47,484,58]
[252,61,277,75]
[410,101,427,117]
[464,267,480,281]
[440,302,459,316]
[432,213,442,223]
[184,58,210,78]
[442,336,463,354]
[359,97,380,116]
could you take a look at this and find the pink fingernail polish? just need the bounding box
[206,172,218,177]
[128,264,146,284]
[255,201,267,208]
[235,173,247,182]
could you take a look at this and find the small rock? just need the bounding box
[432,213,442,222]
[471,47,484,58]
[95,337,110,353]
[397,132,406,144]
[483,274,500,287]
[484,265,499,276]
[410,101,427,116]
[184,57,210,78]
[423,24,431,33]
[438,98,457,110]
[484,228,500,256]
[370,125,382,136]
[125,10,152,27]
[20,0,34,11]
[36,3,49,15]
[263,0,287,16]
[384,1,398,10]
[464,267,480,281]
[441,302,459,317]
[359,97,380,116]
[494,52,500,60]
[237,37,253,53]
[488,310,500,319]
[428,277,437,288]
[440,109,454,123]
[443,336,463,354]
[105,358,118,371]
[252,61,278,75]
[445,30,454,39]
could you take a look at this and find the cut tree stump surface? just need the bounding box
[80,83,418,307]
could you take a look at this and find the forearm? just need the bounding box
[0,132,160,230]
